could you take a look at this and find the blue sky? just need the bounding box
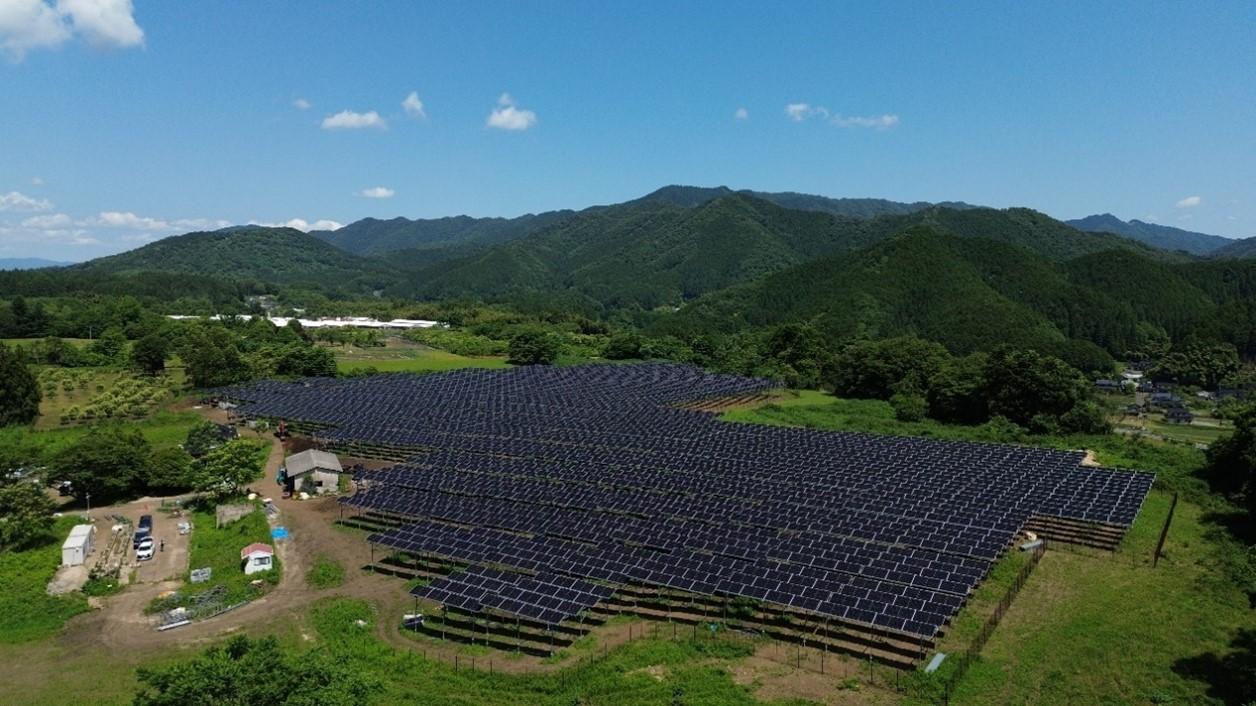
[1,1,1253,260]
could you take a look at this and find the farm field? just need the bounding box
[331,339,509,374]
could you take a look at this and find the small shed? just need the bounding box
[240,543,275,575]
[61,524,96,567]
[282,449,342,494]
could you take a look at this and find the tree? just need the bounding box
[0,480,56,550]
[55,426,152,503]
[0,344,41,427]
[507,329,560,365]
[762,324,834,389]
[147,447,195,493]
[133,635,378,706]
[890,391,927,422]
[91,325,128,362]
[926,353,990,424]
[982,347,1090,428]
[130,333,170,375]
[273,344,337,377]
[828,337,951,400]
[179,325,251,388]
[195,439,265,496]
[1203,409,1256,515]
[183,421,222,458]
[1150,341,1241,389]
[602,333,643,360]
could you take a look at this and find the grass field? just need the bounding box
[305,554,345,589]
[310,598,781,706]
[0,410,203,462]
[333,344,509,374]
[0,517,91,644]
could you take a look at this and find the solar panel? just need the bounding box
[226,363,1155,638]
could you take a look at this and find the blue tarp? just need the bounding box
[271,526,289,540]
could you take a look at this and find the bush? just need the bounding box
[890,392,927,422]
[306,556,345,589]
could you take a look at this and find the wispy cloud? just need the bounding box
[0,191,53,211]
[293,97,311,110]
[832,113,899,129]
[734,107,749,121]
[359,186,395,199]
[321,109,387,130]
[402,91,425,119]
[1,0,144,61]
[1175,195,1202,209]
[250,218,344,232]
[486,93,537,131]
[785,102,899,130]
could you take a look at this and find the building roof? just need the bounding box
[240,543,274,559]
[284,449,342,476]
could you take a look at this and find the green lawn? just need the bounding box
[0,410,203,462]
[310,598,786,706]
[335,347,509,374]
[305,554,345,589]
[0,517,91,644]
[162,507,279,611]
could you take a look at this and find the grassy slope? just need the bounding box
[0,517,91,644]
[311,598,792,706]
[336,347,510,374]
[730,393,1254,706]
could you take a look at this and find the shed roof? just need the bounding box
[284,449,342,476]
[240,543,274,559]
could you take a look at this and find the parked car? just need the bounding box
[136,537,155,561]
[133,514,153,548]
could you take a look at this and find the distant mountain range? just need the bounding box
[1066,213,1234,256]
[26,184,1256,361]
[0,257,72,270]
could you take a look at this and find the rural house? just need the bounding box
[281,449,343,494]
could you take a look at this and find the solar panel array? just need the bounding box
[223,363,1155,638]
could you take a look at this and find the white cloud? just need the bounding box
[832,113,900,129]
[0,191,53,211]
[251,218,344,232]
[785,103,813,121]
[402,91,425,118]
[0,0,142,61]
[785,103,899,129]
[734,107,749,121]
[1175,195,1202,209]
[486,93,537,131]
[359,186,395,199]
[21,212,71,228]
[58,0,143,49]
[93,210,166,229]
[30,176,44,185]
[293,97,311,110]
[321,110,387,130]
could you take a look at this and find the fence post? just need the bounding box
[1153,493,1179,568]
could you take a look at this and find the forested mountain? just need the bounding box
[305,185,978,260]
[310,210,574,257]
[74,227,398,292]
[1067,213,1232,255]
[657,227,1256,360]
[401,193,1178,310]
[0,258,71,270]
[635,185,978,218]
[1210,236,1256,260]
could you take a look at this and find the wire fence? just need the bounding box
[938,542,1047,705]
